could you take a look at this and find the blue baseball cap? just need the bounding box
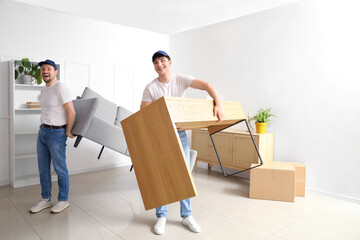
[152,50,171,62]
[38,59,57,70]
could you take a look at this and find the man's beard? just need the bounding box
[43,76,55,83]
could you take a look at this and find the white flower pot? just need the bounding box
[20,75,35,85]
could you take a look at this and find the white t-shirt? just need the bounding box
[40,81,72,126]
[142,73,195,102]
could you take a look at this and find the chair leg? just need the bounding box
[74,136,82,148]
[98,146,105,159]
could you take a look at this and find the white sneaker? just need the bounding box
[181,216,201,233]
[154,217,166,235]
[50,201,69,213]
[29,199,52,213]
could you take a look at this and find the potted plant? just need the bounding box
[250,107,276,134]
[14,58,42,85]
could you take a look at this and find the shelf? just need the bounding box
[15,108,41,111]
[15,84,44,89]
[15,131,38,135]
[10,59,60,189]
[15,153,37,160]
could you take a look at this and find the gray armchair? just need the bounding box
[71,87,132,158]
[71,97,99,142]
[129,149,197,172]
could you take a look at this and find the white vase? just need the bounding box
[20,75,35,85]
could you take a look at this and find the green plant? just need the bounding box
[14,58,42,84]
[251,107,276,123]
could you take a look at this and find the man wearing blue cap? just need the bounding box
[29,59,76,214]
[141,51,224,235]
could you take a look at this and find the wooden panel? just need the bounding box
[233,135,260,169]
[121,97,197,210]
[258,133,274,164]
[192,128,274,172]
[208,123,239,135]
[122,97,247,210]
[210,132,233,165]
[164,97,246,131]
[192,130,212,161]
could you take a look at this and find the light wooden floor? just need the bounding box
[1,166,359,240]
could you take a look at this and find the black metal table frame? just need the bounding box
[209,119,263,177]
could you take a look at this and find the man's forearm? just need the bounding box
[206,84,222,107]
[66,111,76,134]
[204,83,224,122]
[63,101,76,137]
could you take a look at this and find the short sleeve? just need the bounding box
[142,87,153,102]
[177,73,195,89]
[57,83,72,104]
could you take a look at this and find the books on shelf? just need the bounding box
[26,102,41,109]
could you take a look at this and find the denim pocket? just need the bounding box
[52,128,66,136]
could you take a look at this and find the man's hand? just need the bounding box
[214,105,224,122]
[66,131,76,138]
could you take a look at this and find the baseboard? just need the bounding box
[0,179,10,187]
[196,162,250,179]
[69,161,132,176]
[0,162,132,188]
[307,187,360,205]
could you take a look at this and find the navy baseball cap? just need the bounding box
[38,59,57,70]
[152,50,171,62]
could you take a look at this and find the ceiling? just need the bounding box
[11,0,297,34]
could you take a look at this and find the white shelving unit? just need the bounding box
[9,60,59,188]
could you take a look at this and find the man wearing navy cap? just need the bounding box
[29,59,76,214]
[141,51,224,235]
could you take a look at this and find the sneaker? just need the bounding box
[29,199,52,213]
[50,201,69,213]
[153,217,166,235]
[181,216,201,233]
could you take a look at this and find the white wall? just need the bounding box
[2,0,359,203]
[0,0,168,185]
[170,0,360,202]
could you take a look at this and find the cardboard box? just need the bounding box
[250,163,296,202]
[274,162,305,197]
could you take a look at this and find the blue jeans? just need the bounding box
[156,130,191,218]
[37,125,69,201]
